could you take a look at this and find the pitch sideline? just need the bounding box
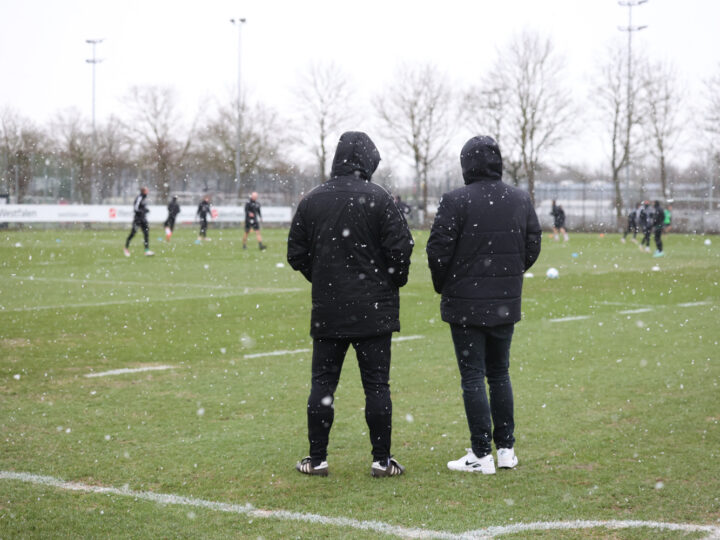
[1,471,718,539]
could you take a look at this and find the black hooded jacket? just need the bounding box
[426,136,541,327]
[287,132,414,338]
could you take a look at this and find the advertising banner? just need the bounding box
[0,205,292,224]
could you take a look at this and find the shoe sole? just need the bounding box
[295,465,328,477]
[371,469,404,478]
[447,464,496,474]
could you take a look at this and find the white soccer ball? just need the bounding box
[546,267,559,279]
[704,238,712,246]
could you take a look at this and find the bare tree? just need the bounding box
[463,81,524,185]
[96,116,132,201]
[123,85,194,201]
[294,61,355,182]
[51,108,94,203]
[701,64,720,205]
[0,108,46,202]
[594,43,644,222]
[374,63,454,221]
[194,97,290,197]
[492,30,574,205]
[640,59,683,199]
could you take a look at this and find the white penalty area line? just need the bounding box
[244,348,311,359]
[243,336,425,359]
[677,301,711,307]
[2,289,302,313]
[1,471,718,540]
[392,334,424,342]
[9,275,278,292]
[549,315,591,323]
[84,365,175,378]
[549,299,714,323]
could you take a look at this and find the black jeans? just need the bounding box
[307,334,393,464]
[126,219,149,249]
[654,226,663,252]
[450,323,515,457]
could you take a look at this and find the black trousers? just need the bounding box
[199,218,208,237]
[450,323,515,457]
[126,219,149,249]
[164,216,176,231]
[623,219,637,239]
[654,226,663,252]
[307,334,393,464]
[641,226,652,247]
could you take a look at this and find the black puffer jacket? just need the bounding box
[287,132,414,338]
[426,136,541,327]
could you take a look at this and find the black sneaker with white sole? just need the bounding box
[295,457,329,476]
[371,457,405,478]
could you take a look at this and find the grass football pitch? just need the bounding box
[1,227,718,539]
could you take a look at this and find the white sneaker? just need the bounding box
[497,448,518,469]
[123,248,130,257]
[144,250,155,256]
[447,449,495,474]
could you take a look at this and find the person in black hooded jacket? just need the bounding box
[287,131,413,478]
[427,135,541,474]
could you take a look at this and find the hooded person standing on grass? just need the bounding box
[287,131,414,478]
[427,135,541,474]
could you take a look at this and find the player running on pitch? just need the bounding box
[195,195,213,243]
[242,192,266,250]
[124,186,154,257]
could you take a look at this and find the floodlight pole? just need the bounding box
[86,38,103,203]
[85,39,104,138]
[618,1,647,195]
[230,18,246,196]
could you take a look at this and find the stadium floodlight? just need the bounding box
[230,18,247,194]
[617,1,648,195]
[85,39,104,136]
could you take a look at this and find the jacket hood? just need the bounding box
[460,136,503,184]
[330,131,381,180]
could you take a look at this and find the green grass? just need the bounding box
[1,227,718,539]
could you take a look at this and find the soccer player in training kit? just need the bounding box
[639,201,653,252]
[288,131,413,478]
[550,200,568,242]
[652,200,666,257]
[427,135,541,474]
[164,195,180,242]
[242,192,266,250]
[196,195,212,243]
[124,187,154,257]
[622,202,641,243]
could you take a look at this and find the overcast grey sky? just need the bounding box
[1,0,719,170]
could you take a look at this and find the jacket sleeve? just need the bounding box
[287,200,313,282]
[426,195,459,294]
[524,202,542,271]
[380,197,414,288]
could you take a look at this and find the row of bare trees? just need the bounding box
[2,30,720,221]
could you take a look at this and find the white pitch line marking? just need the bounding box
[618,308,654,314]
[0,471,465,540]
[476,519,720,539]
[549,315,591,323]
[1,471,718,540]
[677,301,711,307]
[84,365,175,378]
[244,349,311,359]
[10,275,301,292]
[244,336,426,359]
[392,335,424,342]
[2,289,302,313]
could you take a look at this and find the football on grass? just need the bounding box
[546,267,559,279]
